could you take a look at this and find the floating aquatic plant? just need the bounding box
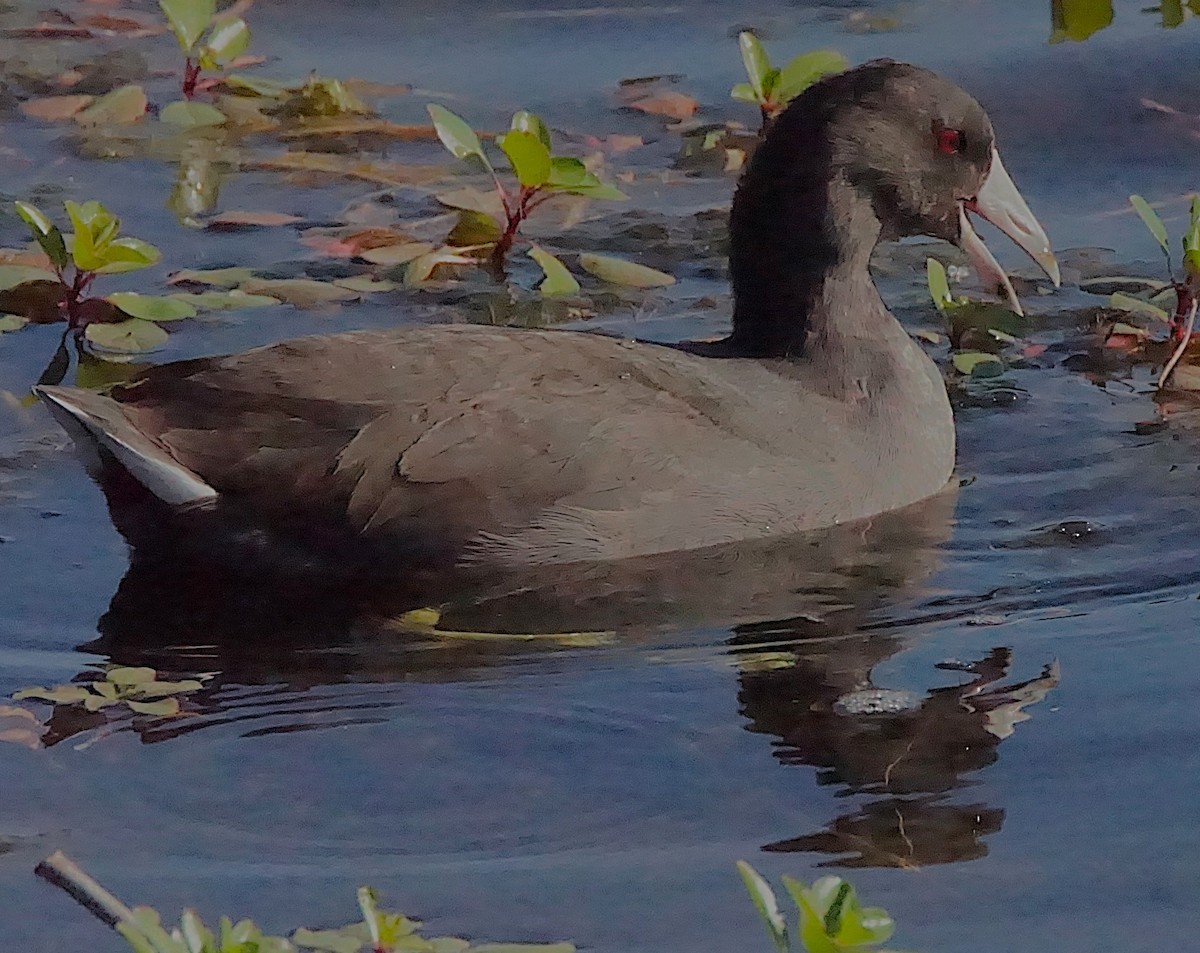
[730,32,846,133]
[35,852,575,953]
[427,105,626,285]
[737,862,906,953]
[1106,194,1200,387]
[158,0,250,106]
[13,665,208,718]
[6,199,188,354]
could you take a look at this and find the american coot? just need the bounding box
[39,61,1058,567]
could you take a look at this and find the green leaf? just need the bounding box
[106,666,158,687]
[14,201,68,269]
[782,876,839,953]
[65,201,101,271]
[1129,194,1169,253]
[1185,248,1200,280]
[774,50,847,103]
[158,0,215,51]
[730,82,759,104]
[168,266,256,288]
[738,31,773,100]
[95,238,161,274]
[0,265,59,290]
[75,85,148,126]
[0,314,28,332]
[529,245,580,296]
[107,293,197,322]
[547,156,589,189]
[427,104,489,168]
[926,257,952,311]
[83,692,124,711]
[499,130,552,187]
[85,319,170,354]
[199,17,250,67]
[293,927,363,953]
[446,209,502,247]
[510,110,552,150]
[1050,0,1114,42]
[952,351,1005,377]
[736,861,788,953]
[544,158,626,199]
[126,697,181,717]
[222,73,289,98]
[169,289,281,310]
[12,685,92,704]
[578,253,674,288]
[160,100,226,127]
[1109,292,1169,322]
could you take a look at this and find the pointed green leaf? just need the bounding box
[14,201,68,269]
[782,877,839,953]
[107,293,197,322]
[775,50,847,103]
[499,130,551,187]
[510,110,552,150]
[1129,194,1169,253]
[86,319,170,354]
[200,17,250,66]
[547,156,589,189]
[95,238,161,274]
[952,351,1005,377]
[427,104,489,168]
[1109,292,1169,322]
[1185,248,1200,280]
[65,202,102,271]
[738,31,773,99]
[529,245,579,296]
[579,253,674,287]
[134,679,205,697]
[159,0,215,51]
[736,862,788,953]
[926,257,952,311]
[160,100,226,127]
[730,82,759,104]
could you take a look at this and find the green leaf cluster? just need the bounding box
[425,105,627,286]
[1110,193,1200,322]
[159,0,250,68]
[731,32,847,119]
[428,106,626,201]
[113,885,575,953]
[13,666,206,718]
[737,863,901,953]
[16,200,160,276]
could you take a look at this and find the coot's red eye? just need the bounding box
[936,127,966,155]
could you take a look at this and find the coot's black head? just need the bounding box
[729,60,1057,349]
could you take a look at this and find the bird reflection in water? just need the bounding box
[737,634,1058,867]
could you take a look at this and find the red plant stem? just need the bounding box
[1170,278,1198,344]
[182,57,201,100]
[488,185,539,279]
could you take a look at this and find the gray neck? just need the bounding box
[727,139,896,358]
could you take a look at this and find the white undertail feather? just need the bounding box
[36,385,217,505]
